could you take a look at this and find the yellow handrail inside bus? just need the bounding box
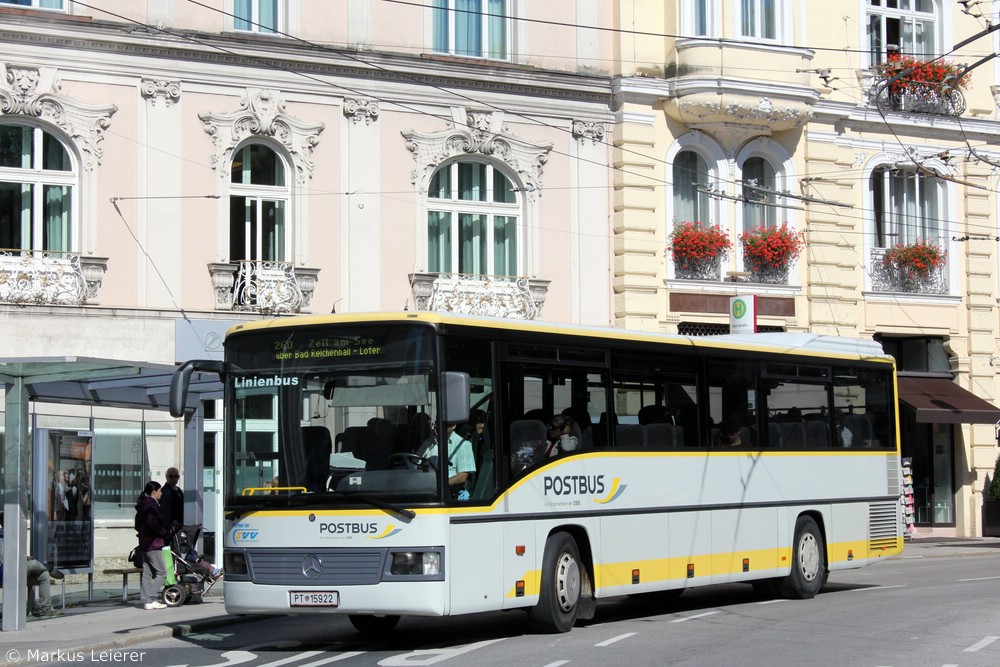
[242,486,307,496]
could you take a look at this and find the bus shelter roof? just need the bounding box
[0,357,222,410]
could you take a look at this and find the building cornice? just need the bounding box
[0,19,613,106]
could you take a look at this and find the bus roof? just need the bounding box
[227,312,893,364]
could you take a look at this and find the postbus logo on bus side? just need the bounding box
[541,474,627,504]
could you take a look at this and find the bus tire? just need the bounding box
[778,515,826,600]
[529,532,583,633]
[349,614,400,635]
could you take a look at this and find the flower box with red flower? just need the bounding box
[669,223,732,280]
[738,223,804,284]
[881,240,946,292]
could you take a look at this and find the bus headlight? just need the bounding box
[390,551,441,576]
[224,551,248,576]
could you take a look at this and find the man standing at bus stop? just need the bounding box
[160,467,185,536]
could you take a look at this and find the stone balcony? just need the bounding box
[409,273,549,320]
[662,39,819,154]
[0,250,107,306]
[208,261,318,315]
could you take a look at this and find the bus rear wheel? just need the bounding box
[778,515,826,599]
[529,532,582,633]
[349,614,400,635]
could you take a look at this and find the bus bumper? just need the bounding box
[223,580,449,616]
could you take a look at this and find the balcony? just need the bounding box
[862,57,967,117]
[208,261,318,315]
[0,250,107,306]
[409,273,549,320]
[662,39,817,153]
[869,247,948,295]
[867,83,966,117]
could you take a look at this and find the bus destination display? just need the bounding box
[272,336,383,362]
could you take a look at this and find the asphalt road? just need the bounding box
[56,550,1000,667]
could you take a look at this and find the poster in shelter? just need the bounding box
[47,431,93,570]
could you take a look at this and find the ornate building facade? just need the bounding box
[611,1,1000,537]
[0,0,614,573]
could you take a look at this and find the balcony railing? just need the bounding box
[869,247,948,294]
[0,250,89,306]
[209,261,317,315]
[409,273,549,320]
[862,71,966,117]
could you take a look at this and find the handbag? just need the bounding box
[128,545,143,569]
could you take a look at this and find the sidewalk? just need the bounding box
[0,536,997,664]
[0,583,253,666]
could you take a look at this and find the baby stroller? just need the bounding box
[162,524,222,607]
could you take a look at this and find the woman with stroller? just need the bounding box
[135,480,169,610]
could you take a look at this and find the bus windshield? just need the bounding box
[224,324,444,509]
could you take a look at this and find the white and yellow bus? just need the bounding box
[171,312,903,634]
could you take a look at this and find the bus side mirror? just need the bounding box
[442,371,470,425]
[170,359,225,417]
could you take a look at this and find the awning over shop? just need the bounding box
[897,376,1000,424]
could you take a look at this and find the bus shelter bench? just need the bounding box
[103,567,143,603]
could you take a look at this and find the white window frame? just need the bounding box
[735,0,782,42]
[0,123,77,252]
[432,0,511,60]
[680,0,717,38]
[0,0,65,10]
[870,165,943,248]
[229,143,291,262]
[426,159,521,276]
[232,0,283,35]
[865,0,939,68]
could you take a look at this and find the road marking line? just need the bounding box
[846,585,907,592]
[671,611,719,623]
[957,575,1000,582]
[541,662,570,667]
[594,633,636,647]
[964,636,1000,652]
[298,652,364,666]
[758,599,788,605]
[258,652,323,667]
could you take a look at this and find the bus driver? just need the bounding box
[420,422,476,501]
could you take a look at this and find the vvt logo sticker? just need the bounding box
[593,477,626,504]
[232,523,260,543]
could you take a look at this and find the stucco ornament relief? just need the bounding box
[343,97,379,125]
[0,64,117,171]
[572,120,606,144]
[140,78,181,106]
[199,88,325,184]
[401,108,553,202]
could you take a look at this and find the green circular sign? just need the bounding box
[732,299,746,319]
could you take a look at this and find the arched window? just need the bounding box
[0,124,74,252]
[229,143,288,262]
[741,156,778,230]
[870,166,941,247]
[427,160,520,276]
[672,150,710,223]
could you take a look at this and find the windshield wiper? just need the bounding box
[286,491,416,521]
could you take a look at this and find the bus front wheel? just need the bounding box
[349,614,400,635]
[778,515,826,599]
[529,532,582,633]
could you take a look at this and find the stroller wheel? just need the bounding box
[163,584,187,607]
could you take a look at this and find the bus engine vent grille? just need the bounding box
[868,502,900,549]
[247,548,387,585]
